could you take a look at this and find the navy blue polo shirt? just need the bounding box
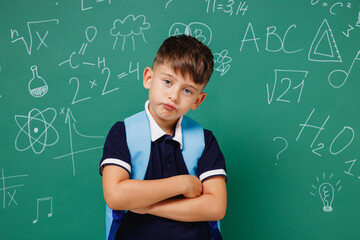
[99,101,226,240]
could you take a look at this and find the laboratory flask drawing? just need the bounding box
[28,65,48,98]
[15,108,59,154]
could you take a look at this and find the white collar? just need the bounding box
[145,100,183,149]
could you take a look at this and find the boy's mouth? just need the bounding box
[163,103,176,111]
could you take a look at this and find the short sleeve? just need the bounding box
[196,130,227,182]
[99,122,131,176]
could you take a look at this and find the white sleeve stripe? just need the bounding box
[199,169,226,181]
[100,158,132,173]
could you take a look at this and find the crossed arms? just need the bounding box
[102,165,227,222]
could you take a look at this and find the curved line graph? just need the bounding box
[15,108,59,154]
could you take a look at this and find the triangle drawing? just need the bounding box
[308,19,342,62]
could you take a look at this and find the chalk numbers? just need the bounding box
[266,70,308,104]
[206,0,248,16]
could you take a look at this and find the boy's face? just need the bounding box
[143,63,207,128]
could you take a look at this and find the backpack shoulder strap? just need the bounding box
[124,111,151,180]
[181,116,205,176]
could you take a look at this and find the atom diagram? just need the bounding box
[15,108,59,154]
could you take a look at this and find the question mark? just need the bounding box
[273,136,288,165]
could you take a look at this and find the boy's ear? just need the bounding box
[143,67,153,89]
[191,92,207,110]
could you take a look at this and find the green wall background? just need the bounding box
[1,0,360,239]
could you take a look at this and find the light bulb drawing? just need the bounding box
[318,182,334,212]
[309,173,342,213]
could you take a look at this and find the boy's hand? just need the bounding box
[182,175,203,198]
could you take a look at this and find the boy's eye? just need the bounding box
[183,88,192,95]
[163,80,172,86]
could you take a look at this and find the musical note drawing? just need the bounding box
[32,197,53,224]
[328,50,360,88]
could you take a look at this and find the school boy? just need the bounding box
[100,34,227,240]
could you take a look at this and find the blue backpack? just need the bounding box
[105,111,222,240]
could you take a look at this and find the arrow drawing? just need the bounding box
[54,108,104,176]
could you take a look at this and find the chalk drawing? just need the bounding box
[10,19,59,55]
[328,50,360,88]
[266,24,303,54]
[0,169,28,209]
[309,173,342,212]
[295,108,356,157]
[79,26,97,55]
[308,19,342,62]
[206,0,249,16]
[214,49,232,76]
[311,1,353,15]
[329,126,355,155]
[59,51,80,69]
[342,24,354,37]
[266,69,308,104]
[59,26,98,68]
[32,197,53,224]
[81,0,111,11]
[273,137,288,166]
[83,56,106,68]
[54,109,104,176]
[15,108,59,154]
[117,61,140,80]
[344,159,357,177]
[330,2,343,15]
[169,22,212,45]
[357,11,360,27]
[69,77,91,104]
[239,22,260,52]
[102,67,118,95]
[296,108,330,152]
[28,65,48,98]
[89,79,97,88]
[110,15,150,51]
[166,0,173,8]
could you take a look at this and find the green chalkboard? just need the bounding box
[1,0,360,239]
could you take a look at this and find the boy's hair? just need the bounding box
[152,34,214,87]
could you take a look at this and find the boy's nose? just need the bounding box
[169,89,179,102]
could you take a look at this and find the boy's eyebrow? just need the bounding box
[161,73,175,79]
